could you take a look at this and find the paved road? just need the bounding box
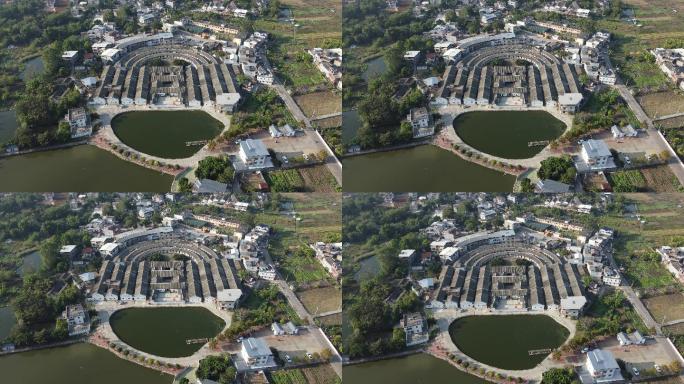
[619,285,662,335]
[270,83,312,129]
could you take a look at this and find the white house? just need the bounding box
[584,349,623,383]
[238,139,271,169]
[240,338,273,369]
[61,304,90,336]
[65,107,92,138]
[580,139,614,171]
[401,312,429,346]
[407,107,433,138]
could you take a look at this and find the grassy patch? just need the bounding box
[297,286,341,315]
[266,169,307,192]
[297,166,340,192]
[294,91,342,117]
[643,294,684,322]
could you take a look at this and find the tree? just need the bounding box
[197,355,234,382]
[178,178,193,193]
[538,156,577,184]
[541,367,579,384]
[195,156,235,183]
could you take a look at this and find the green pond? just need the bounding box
[342,110,361,145]
[343,353,487,384]
[112,110,224,158]
[362,56,387,81]
[342,145,516,192]
[17,250,41,276]
[0,145,173,192]
[449,315,570,370]
[454,111,566,159]
[354,255,380,281]
[20,56,45,81]
[0,306,16,340]
[0,110,18,145]
[0,343,172,384]
[110,307,225,358]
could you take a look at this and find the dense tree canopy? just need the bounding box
[195,156,235,184]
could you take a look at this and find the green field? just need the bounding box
[266,169,307,192]
[609,170,647,192]
[598,194,684,290]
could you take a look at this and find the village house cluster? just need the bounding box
[311,242,342,279]
[308,48,343,91]
[652,48,684,92]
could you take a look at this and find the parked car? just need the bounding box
[282,155,288,164]
[306,352,313,360]
[285,355,292,363]
[632,367,640,376]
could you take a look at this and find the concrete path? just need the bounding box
[93,301,232,367]
[654,111,684,122]
[315,309,342,318]
[431,308,577,382]
[311,112,342,121]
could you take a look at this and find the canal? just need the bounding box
[0,145,173,192]
[112,110,224,159]
[0,343,172,384]
[344,353,488,384]
[109,307,225,358]
[449,315,570,370]
[454,111,566,159]
[342,145,516,192]
[0,110,18,145]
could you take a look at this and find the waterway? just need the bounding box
[0,306,16,340]
[109,307,225,358]
[342,145,516,192]
[17,250,41,276]
[342,110,361,145]
[362,56,387,81]
[449,314,570,370]
[112,110,224,158]
[344,353,488,384]
[20,56,45,81]
[0,110,18,145]
[0,343,172,384]
[454,111,566,159]
[0,145,173,192]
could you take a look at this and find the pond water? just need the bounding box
[20,56,45,81]
[109,307,225,358]
[354,255,380,281]
[0,306,16,340]
[343,353,487,384]
[0,343,172,384]
[342,110,361,145]
[342,145,516,192]
[0,145,173,192]
[362,57,387,81]
[449,315,570,370]
[454,111,566,159]
[0,110,18,145]
[111,110,224,159]
[17,250,41,276]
